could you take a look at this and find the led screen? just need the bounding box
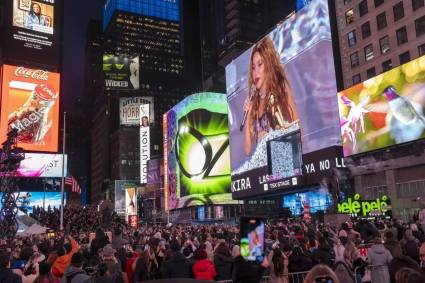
[4,0,61,69]
[0,65,60,152]
[282,189,332,216]
[338,55,425,156]
[103,54,139,90]
[226,0,340,198]
[0,153,67,178]
[163,93,240,210]
[0,191,66,214]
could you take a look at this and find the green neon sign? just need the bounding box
[337,193,390,217]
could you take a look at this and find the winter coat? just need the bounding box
[232,256,266,283]
[384,239,402,258]
[0,267,22,283]
[312,246,335,267]
[160,252,192,279]
[288,253,314,273]
[367,244,392,283]
[213,254,233,281]
[52,237,79,278]
[60,266,94,283]
[192,259,216,281]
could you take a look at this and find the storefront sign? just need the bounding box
[338,193,390,217]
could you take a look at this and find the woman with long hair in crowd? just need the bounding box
[269,247,288,283]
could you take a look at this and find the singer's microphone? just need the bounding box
[240,85,256,131]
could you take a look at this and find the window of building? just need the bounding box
[350,52,359,67]
[377,12,387,30]
[419,43,425,56]
[412,0,424,11]
[346,9,354,24]
[374,0,384,7]
[352,74,361,85]
[364,44,374,61]
[415,15,425,37]
[359,0,368,16]
[361,22,371,38]
[393,2,405,21]
[396,26,408,45]
[399,51,411,64]
[382,59,392,72]
[367,67,376,78]
[347,30,357,46]
[379,35,390,54]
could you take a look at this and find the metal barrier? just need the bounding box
[354,264,388,283]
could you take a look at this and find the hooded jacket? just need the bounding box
[368,244,392,283]
[160,252,192,279]
[214,254,233,281]
[52,237,79,277]
[192,259,216,281]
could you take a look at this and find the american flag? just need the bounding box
[65,176,81,194]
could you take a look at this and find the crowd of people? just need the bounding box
[1,205,425,283]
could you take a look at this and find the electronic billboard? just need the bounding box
[226,0,341,199]
[163,93,240,210]
[0,65,60,152]
[338,55,425,156]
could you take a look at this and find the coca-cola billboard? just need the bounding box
[3,0,61,69]
[0,65,60,152]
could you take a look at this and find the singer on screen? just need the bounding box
[243,37,299,155]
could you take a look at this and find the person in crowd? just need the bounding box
[400,229,420,262]
[33,262,59,283]
[394,267,425,283]
[312,237,335,267]
[384,230,402,258]
[333,238,345,263]
[61,253,93,283]
[95,259,125,283]
[287,245,313,274]
[268,247,288,283]
[52,236,79,278]
[90,229,109,256]
[160,239,192,279]
[131,251,149,282]
[0,251,22,283]
[111,228,129,250]
[192,249,216,281]
[368,236,393,283]
[232,253,269,283]
[389,255,423,283]
[302,264,340,283]
[213,242,233,281]
[419,243,425,273]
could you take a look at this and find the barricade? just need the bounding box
[354,264,388,283]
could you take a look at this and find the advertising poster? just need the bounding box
[0,191,66,214]
[7,153,67,178]
[103,54,139,90]
[147,158,161,185]
[338,55,425,156]
[125,187,137,217]
[120,97,154,125]
[140,104,150,184]
[226,0,340,199]
[114,180,139,215]
[164,92,241,210]
[0,65,60,152]
[4,0,61,68]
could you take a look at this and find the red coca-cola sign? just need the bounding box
[14,67,49,81]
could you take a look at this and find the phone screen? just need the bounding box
[240,217,265,263]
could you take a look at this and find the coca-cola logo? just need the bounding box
[14,67,49,81]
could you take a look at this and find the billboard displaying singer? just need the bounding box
[4,0,61,69]
[120,97,154,125]
[103,54,139,90]
[226,0,340,197]
[0,65,60,152]
[0,191,66,214]
[338,55,425,156]
[164,92,241,210]
[140,104,150,184]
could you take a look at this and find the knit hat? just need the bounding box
[101,244,116,258]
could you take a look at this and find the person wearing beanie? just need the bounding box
[52,236,79,278]
[192,249,216,281]
[60,253,93,283]
[160,239,192,279]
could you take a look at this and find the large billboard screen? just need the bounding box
[226,0,340,198]
[164,93,240,210]
[338,55,425,156]
[0,65,60,152]
[4,153,67,178]
[4,0,61,69]
[103,54,139,90]
[120,97,154,125]
[0,191,66,214]
[114,180,139,215]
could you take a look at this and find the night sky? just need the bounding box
[62,0,104,107]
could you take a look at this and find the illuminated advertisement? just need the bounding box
[4,0,61,68]
[282,189,333,216]
[0,191,66,214]
[114,180,139,215]
[120,97,154,125]
[226,0,340,199]
[337,194,391,218]
[12,153,67,178]
[103,54,139,90]
[140,104,150,184]
[0,65,60,152]
[338,55,425,156]
[164,92,240,210]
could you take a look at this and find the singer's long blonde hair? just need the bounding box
[247,37,295,135]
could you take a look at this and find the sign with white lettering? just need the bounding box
[140,104,150,184]
[103,54,139,90]
[120,97,154,125]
